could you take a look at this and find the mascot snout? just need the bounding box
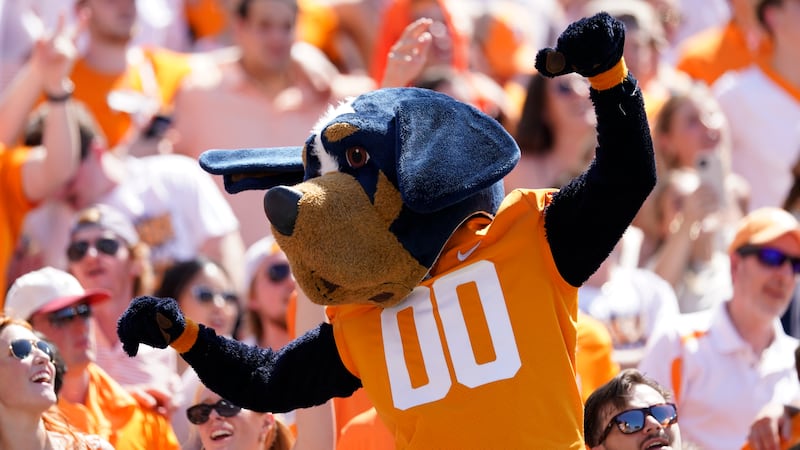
[264,186,303,237]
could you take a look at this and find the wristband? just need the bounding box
[170,318,200,354]
[588,58,628,91]
[45,80,75,103]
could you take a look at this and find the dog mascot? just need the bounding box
[118,13,655,448]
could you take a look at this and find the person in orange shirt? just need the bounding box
[184,0,232,50]
[4,267,180,450]
[71,0,198,149]
[675,0,773,87]
[336,406,394,450]
[576,311,621,402]
[1,18,81,308]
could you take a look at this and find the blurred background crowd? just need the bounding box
[1,0,800,448]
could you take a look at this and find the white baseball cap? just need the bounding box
[70,204,139,246]
[5,267,111,321]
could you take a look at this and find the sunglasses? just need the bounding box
[191,285,239,304]
[186,399,242,425]
[66,237,121,262]
[8,339,55,362]
[267,263,291,283]
[598,403,678,444]
[48,303,92,328]
[737,246,800,274]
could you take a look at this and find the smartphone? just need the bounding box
[695,152,725,201]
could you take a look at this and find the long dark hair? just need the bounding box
[514,73,554,157]
[155,258,243,338]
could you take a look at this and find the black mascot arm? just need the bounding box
[118,296,362,412]
[183,322,363,412]
[536,13,657,287]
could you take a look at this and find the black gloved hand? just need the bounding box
[117,296,187,357]
[535,12,625,78]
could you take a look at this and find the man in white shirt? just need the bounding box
[639,207,800,449]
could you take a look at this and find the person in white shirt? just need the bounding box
[638,207,800,449]
[21,103,245,287]
[712,0,800,211]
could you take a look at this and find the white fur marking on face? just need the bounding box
[312,99,356,175]
[315,135,340,174]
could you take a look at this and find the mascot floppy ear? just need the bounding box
[393,97,519,214]
[199,147,304,194]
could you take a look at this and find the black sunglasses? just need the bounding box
[598,403,678,444]
[191,285,239,304]
[737,246,800,274]
[48,303,92,328]
[267,263,291,283]
[186,399,242,425]
[66,237,121,262]
[8,339,55,362]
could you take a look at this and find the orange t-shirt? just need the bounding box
[184,0,228,40]
[57,363,180,450]
[70,47,194,147]
[336,406,394,450]
[327,189,584,448]
[297,0,342,68]
[676,20,773,87]
[576,311,620,403]
[0,144,36,309]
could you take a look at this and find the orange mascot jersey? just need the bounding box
[327,189,584,449]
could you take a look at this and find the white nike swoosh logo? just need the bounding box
[457,242,481,262]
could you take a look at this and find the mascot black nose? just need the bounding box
[264,186,303,236]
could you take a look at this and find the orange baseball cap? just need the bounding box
[728,207,800,253]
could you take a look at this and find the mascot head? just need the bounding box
[201,87,519,307]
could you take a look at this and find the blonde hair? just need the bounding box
[653,82,732,175]
[190,383,295,450]
[72,206,155,296]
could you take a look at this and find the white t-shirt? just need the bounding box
[102,154,239,267]
[23,153,239,270]
[713,65,800,210]
[579,267,680,366]
[638,302,800,449]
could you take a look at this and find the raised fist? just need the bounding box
[535,12,625,79]
[117,296,187,357]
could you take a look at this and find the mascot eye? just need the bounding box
[345,146,370,168]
